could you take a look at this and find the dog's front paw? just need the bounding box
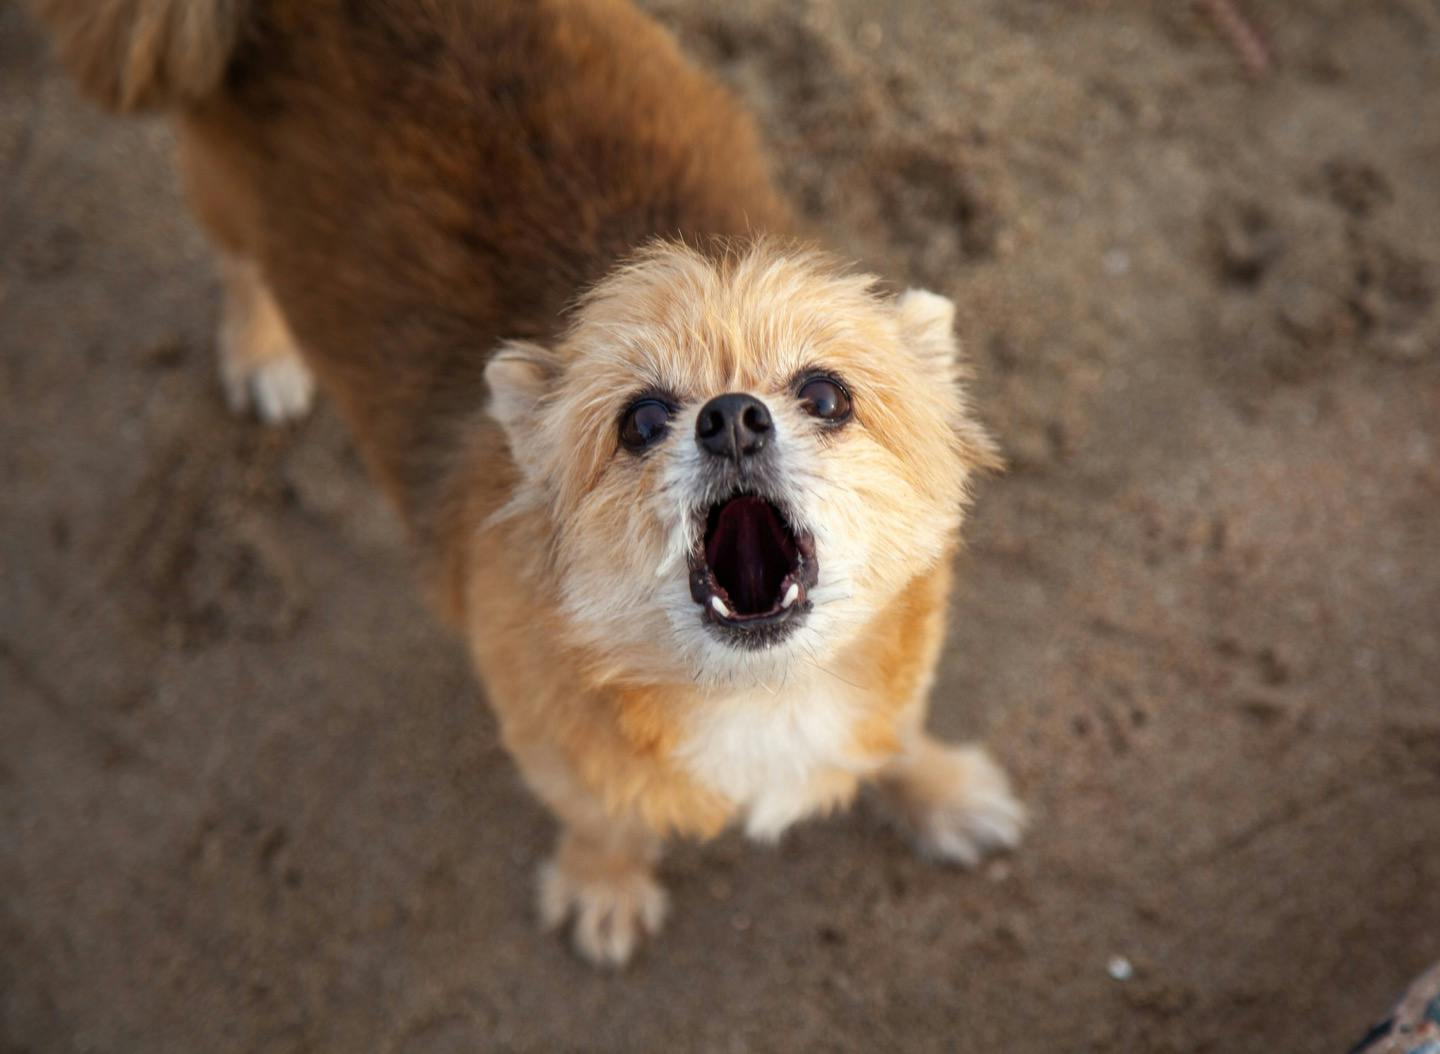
[884,743,1026,868]
[537,859,668,967]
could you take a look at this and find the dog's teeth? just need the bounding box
[711,596,732,618]
[782,582,800,609]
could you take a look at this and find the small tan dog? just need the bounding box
[34,0,1025,964]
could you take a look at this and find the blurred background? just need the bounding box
[2,1,1438,1050]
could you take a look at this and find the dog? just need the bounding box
[32,0,1025,965]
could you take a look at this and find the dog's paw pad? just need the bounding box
[911,746,1026,868]
[223,354,315,424]
[538,861,668,967]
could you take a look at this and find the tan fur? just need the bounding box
[846,556,957,760]
[39,0,1024,966]
[216,255,314,422]
[29,0,246,111]
[877,739,1026,867]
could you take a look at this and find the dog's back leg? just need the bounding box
[27,0,307,421]
[173,124,315,426]
[216,254,315,424]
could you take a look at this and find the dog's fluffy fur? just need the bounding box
[34,0,1025,965]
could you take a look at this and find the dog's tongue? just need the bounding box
[706,497,791,614]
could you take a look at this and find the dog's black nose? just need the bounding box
[696,392,772,462]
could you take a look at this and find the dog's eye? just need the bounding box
[619,398,673,452]
[797,375,852,423]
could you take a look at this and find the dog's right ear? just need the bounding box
[485,341,558,472]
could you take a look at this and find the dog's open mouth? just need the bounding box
[689,495,817,645]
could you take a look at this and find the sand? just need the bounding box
[2,1,1438,1050]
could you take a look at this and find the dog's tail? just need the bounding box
[29,0,248,111]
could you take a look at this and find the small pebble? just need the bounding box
[1107,955,1134,982]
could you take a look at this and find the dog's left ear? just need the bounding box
[895,288,962,380]
[895,288,1004,470]
[485,340,558,471]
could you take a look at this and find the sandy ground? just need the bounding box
[3,1,1439,1051]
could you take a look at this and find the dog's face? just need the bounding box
[487,243,997,687]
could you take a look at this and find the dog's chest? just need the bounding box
[675,683,874,840]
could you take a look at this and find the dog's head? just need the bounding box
[486,241,998,686]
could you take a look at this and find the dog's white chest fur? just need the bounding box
[675,680,871,840]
